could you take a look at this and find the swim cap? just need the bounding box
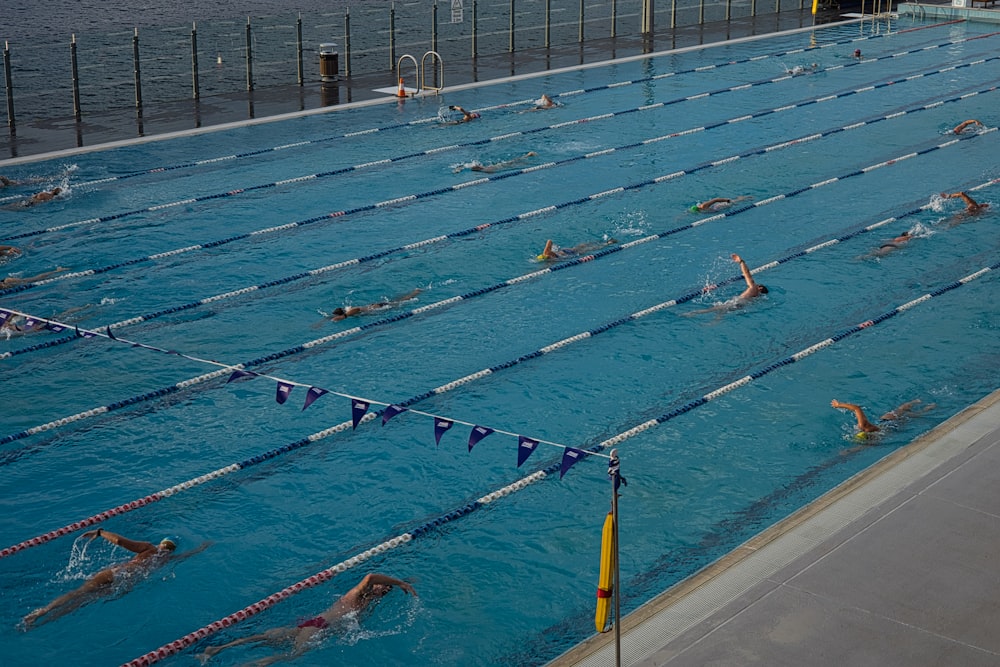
[159,538,177,551]
[537,254,548,261]
[854,432,868,442]
[689,205,700,213]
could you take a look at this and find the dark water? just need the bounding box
[3,0,378,43]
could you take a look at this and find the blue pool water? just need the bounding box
[1,16,998,667]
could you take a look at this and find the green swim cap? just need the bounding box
[689,205,700,213]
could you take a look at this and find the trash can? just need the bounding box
[319,43,339,82]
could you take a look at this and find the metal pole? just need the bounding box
[132,28,143,112]
[611,0,617,38]
[191,23,201,100]
[390,2,396,71]
[472,0,478,58]
[608,449,624,667]
[642,0,655,35]
[70,34,82,120]
[345,9,352,78]
[245,17,254,91]
[432,2,439,54]
[699,0,705,26]
[296,15,303,85]
[509,0,515,53]
[751,0,757,17]
[4,40,15,134]
[578,0,585,43]
[545,0,551,48]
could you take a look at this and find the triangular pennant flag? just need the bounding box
[382,404,408,425]
[433,419,453,446]
[106,326,117,340]
[23,317,39,330]
[516,436,539,467]
[227,370,258,383]
[467,425,494,452]
[559,447,588,478]
[0,310,11,325]
[275,381,294,405]
[351,399,370,429]
[302,387,329,411]
[75,326,96,338]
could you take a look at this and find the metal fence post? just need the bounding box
[642,0,655,35]
[472,0,478,58]
[390,2,396,71]
[345,9,352,78]
[509,0,515,53]
[70,35,82,120]
[4,41,15,134]
[191,23,201,100]
[579,0,585,43]
[296,15,304,85]
[132,28,143,112]
[245,17,254,91]
[611,0,617,38]
[432,2,439,54]
[545,0,551,48]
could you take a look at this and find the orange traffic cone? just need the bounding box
[397,77,407,98]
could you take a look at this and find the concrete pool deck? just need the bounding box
[551,388,1000,666]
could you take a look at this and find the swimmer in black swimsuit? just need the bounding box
[329,288,422,322]
[870,231,912,257]
[447,105,480,124]
[198,573,416,665]
[684,253,769,318]
[952,119,983,135]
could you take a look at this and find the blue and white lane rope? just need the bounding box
[118,257,1000,667]
[2,71,995,303]
[4,32,997,242]
[2,132,995,453]
[4,182,997,561]
[3,83,995,359]
[0,18,960,207]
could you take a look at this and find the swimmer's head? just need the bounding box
[689,205,701,213]
[758,285,769,294]
[536,254,549,261]
[159,538,177,552]
[332,307,346,317]
[854,432,868,442]
[52,187,62,195]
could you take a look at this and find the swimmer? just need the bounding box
[22,529,207,628]
[952,119,983,135]
[684,253,769,317]
[853,48,862,60]
[0,267,69,290]
[198,573,416,666]
[0,244,22,259]
[469,152,538,173]
[831,398,934,439]
[447,105,480,124]
[329,288,422,322]
[527,94,558,111]
[17,187,62,208]
[0,175,15,188]
[689,195,752,213]
[869,230,913,257]
[940,191,989,215]
[785,63,818,75]
[537,238,617,261]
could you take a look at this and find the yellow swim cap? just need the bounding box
[854,432,868,442]
[537,254,548,261]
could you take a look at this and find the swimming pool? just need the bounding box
[1,14,998,667]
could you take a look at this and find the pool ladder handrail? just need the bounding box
[395,51,444,96]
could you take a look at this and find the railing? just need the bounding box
[2,0,808,132]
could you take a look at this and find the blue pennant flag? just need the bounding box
[433,419,453,446]
[302,387,329,411]
[75,326,96,339]
[276,382,294,405]
[106,326,117,340]
[0,310,11,325]
[227,370,258,383]
[23,317,39,330]
[46,323,66,333]
[382,404,408,425]
[559,447,588,478]
[468,425,494,452]
[352,399,370,429]
[516,436,539,467]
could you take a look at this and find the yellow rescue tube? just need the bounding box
[595,510,615,633]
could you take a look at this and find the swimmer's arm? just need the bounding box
[731,254,756,288]
[83,530,156,554]
[365,573,417,595]
[831,400,879,432]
